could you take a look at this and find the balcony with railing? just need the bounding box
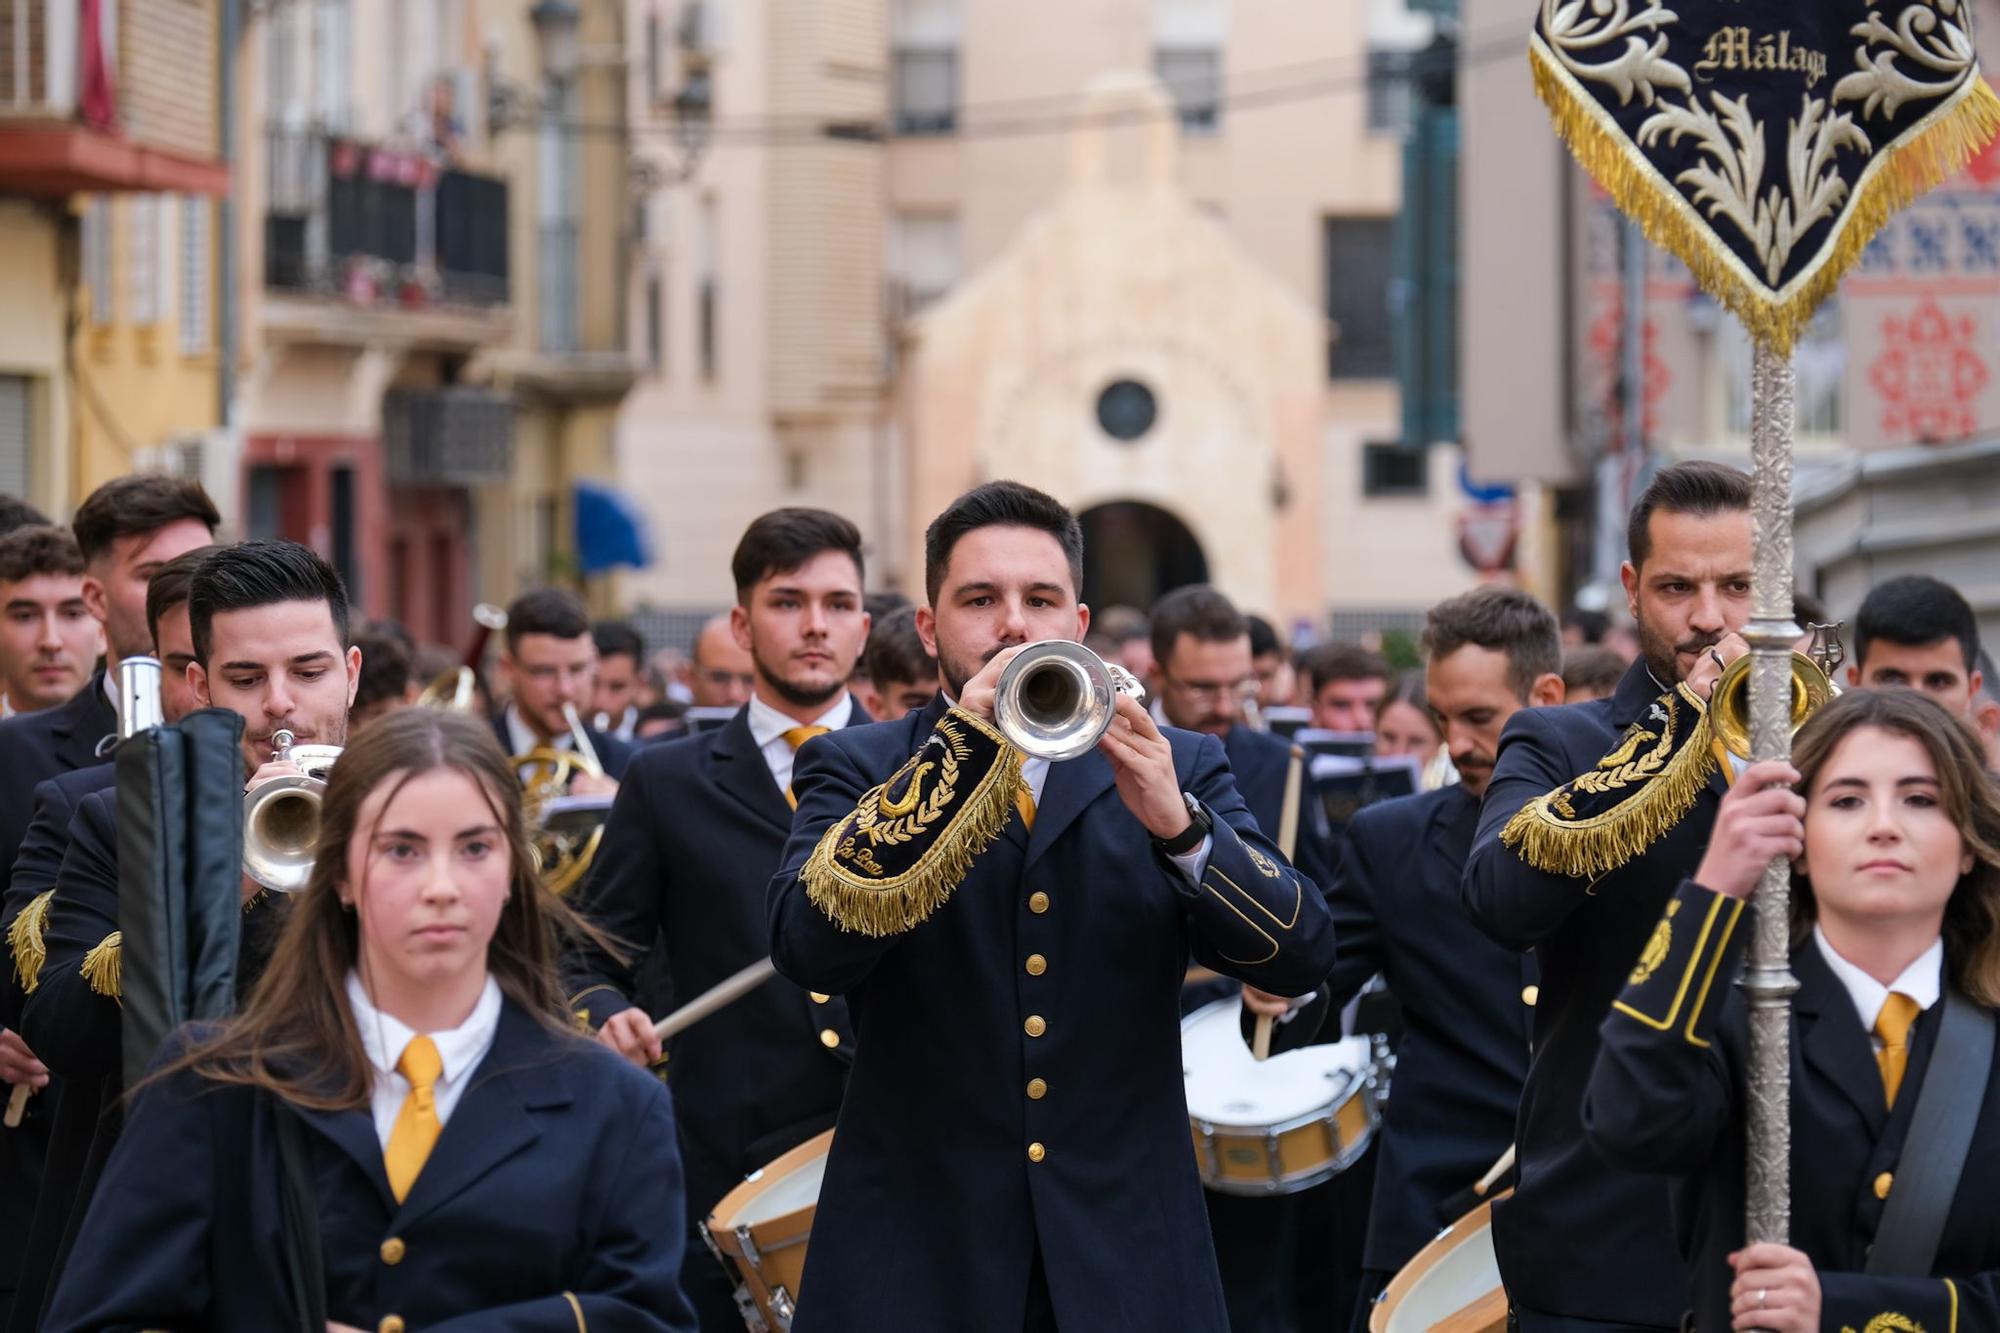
[263,129,511,346]
[0,0,228,196]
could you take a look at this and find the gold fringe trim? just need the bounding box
[1501,690,1720,881]
[1530,41,2000,356]
[800,712,1027,939]
[7,890,53,994]
[80,931,121,1002]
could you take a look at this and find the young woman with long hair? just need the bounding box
[1584,688,2000,1333]
[44,708,696,1332]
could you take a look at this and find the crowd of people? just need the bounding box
[0,463,1993,1331]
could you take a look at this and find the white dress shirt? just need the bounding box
[1813,925,1943,1051]
[504,704,565,757]
[747,692,854,794]
[345,972,504,1149]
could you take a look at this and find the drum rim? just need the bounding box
[1194,1084,1381,1195]
[1368,1191,1508,1333]
[706,1126,835,1251]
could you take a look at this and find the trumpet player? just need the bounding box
[494,587,634,794]
[11,539,358,1322]
[766,481,1335,1333]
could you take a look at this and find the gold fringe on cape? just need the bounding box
[1529,37,2000,356]
[1501,688,1720,881]
[80,931,121,1001]
[800,711,1028,939]
[7,889,53,993]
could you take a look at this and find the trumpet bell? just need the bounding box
[242,739,341,894]
[1710,651,1839,760]
[994,641,1146,763]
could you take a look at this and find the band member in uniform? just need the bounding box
[1147,582,1335,1333]
[14,540,360,1323]
[1300,643,1392,733]
[494,588,635,789]
[862,605,939,721]
[1848,574,1985,722]
[0,476,214,1329]
[1372,672,1441,761]
[576,507,872,1330]
[42,708,697,1332]
[1247,613,1297,710]
[684,613,757,708]
[768,481,1336,1332]
[1464,460,1755,1330]
[1585,689,2000,1333]
[0,526,100,718]
[1274,587,1559,1326]
[591,619,648,742]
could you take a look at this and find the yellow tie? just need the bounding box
[1015,785,1036,832]
[783,726,832,810]
[1874,992,1921,1109]
[384,1035,444,1203]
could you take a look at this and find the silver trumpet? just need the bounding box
[242,728,342,893]
[994,641,1147,762]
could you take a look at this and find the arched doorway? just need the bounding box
[1076,501,1208,611]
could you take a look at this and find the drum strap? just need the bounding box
[1866,991,1994,1276]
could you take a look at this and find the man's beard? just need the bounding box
[753,642,846,710]
[243,710,348,774]
[936,640,1009,701]
[1638,618,1721,686]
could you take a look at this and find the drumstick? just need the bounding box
[1472,1144,1516,1197]
[4,1083,29,1128]
[653,957,780,1041]
[1251,1013,1274,1063]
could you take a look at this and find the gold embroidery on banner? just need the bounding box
[1841,1313,1926,1333]
[850,727,966,850]
[1693,29,1828,90]
[1631,898,1682,986]
[876,760,935,817]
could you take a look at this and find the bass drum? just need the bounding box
[1369,1193,1508,1333]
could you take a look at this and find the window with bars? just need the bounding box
[82,197,113,326]
[178,196,211,356]
[130,199,162,327]
[1362,442,1428,496]
[893,50,958,135]
[1324,216,1395,379]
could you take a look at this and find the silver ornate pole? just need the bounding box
[1741,342,1801,1259]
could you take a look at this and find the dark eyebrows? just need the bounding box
[1822,774,1940,791]
[374,823,502,843]
[216,649,337,673]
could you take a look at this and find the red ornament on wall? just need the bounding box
[1868,300,1990,444]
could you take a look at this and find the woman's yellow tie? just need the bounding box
[384,1035,443,1202]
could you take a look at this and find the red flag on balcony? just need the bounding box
[80,0,118,130]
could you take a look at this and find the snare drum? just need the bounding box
[1181,996,1380,1195]
[1369,1195,1508,1333]
[702,1129,832,1332]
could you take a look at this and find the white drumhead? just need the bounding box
[1381,1215,1500,1333]
[731,1146,831,1227]
[1181,997,1370,1126]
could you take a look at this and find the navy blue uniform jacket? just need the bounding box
[1311,784,1534,1274]
[1222,724,1336,892]
[568,702,861,1220]
[43,1000,698,1333]
[1462,661,1724,1328]
[1587,880,2000,1333]
[490,715,636,782]
[767,698,1338,1332]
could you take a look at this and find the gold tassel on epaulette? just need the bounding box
[7,890,53,994]
[801,709,1025,938]
[80,931,121,1002]
[1502,683,1719,881]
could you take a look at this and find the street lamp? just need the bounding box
[530,0,582,84]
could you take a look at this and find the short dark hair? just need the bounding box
[188,539,350,665]
[1378,669,1428,723]
[351,626,413,710]
[71,474,220,565]
[592,618,646,666]
[865,590,912,621]
[1561,645,1628,698]
[1855,575,1981,671]
[924,481,1083,605]
[1626,460,1751,570]
[144,547,209,647]
[1422,585,1564,699]
[1298,642,1392,695]
[1149,585,1248,668]
[1246,613,1284,659]
[864,605,936,688]
[731,508,865,601]
[0,524,84,585]
[505,587,591,650]
[0,495,49,538]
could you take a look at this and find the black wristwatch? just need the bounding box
[1154,792,1212,856]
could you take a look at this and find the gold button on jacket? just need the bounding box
[379,1317,406,1333]
[1874,1171,1894,1200]
[1028,891,1050,914]
[1024,1015,1046,1038]
[1025,954,1047,976]
[810,992,830,1004]
[378,1236,406,1266]
[1521,985,1540,1007]
[1027,1077,1047,1099]
[1027,1142,1046,1163]
[819,1028,841,1048]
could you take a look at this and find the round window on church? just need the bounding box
[1095,379,1158,443]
